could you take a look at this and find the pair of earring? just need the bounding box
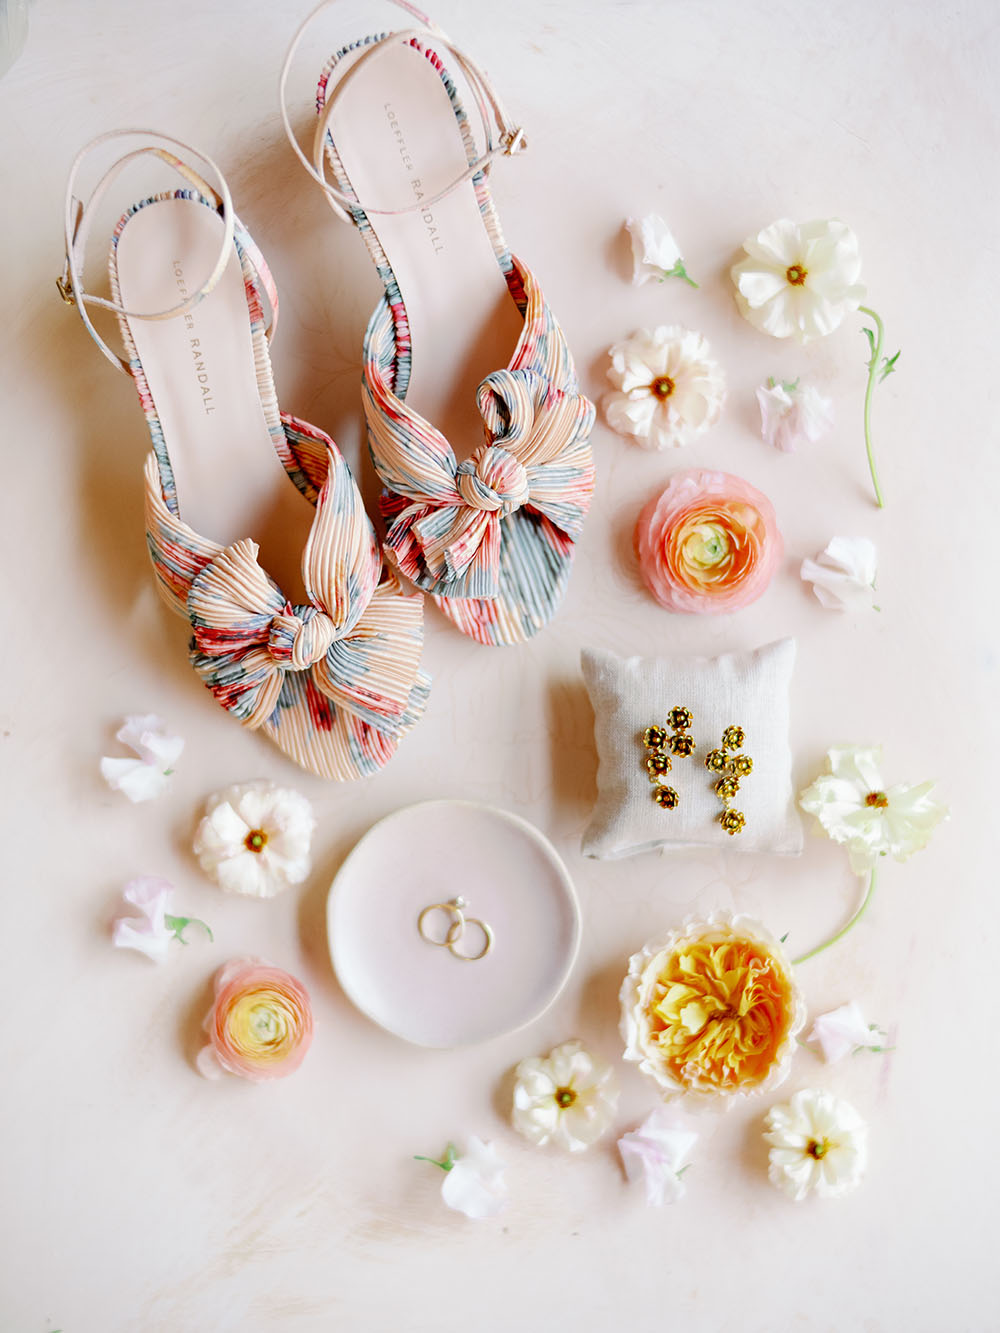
[641,715,753,835]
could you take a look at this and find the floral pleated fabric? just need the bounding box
[318,39,596,646]
[113,190,429,780]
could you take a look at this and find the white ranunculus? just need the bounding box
[512,1039,619,1152]
[808,1002,882,1064]
[800,537,878,612]
[100,713,184,802]
[618,1106,698,1205]
[440,1138,508,1220]
[764,1088,867,1200]
[732,219,866,343]
[798,746,948,875]
[625,215,696,287]
[194,781,315,898]
[756,379,833,452]
[604,325,725,450]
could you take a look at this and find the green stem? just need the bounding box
[164,914,213,945]
[858,305,886,509]
[661,261,699,288]
[413,1144,456,1172]
[792,864,878,965]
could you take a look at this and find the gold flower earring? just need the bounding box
[642,707,695,809]
[704,725,752,834]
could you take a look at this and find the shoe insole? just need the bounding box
[114,197,312,602]
[325,38,525,460]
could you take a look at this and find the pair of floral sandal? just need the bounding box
[60,2,595,781]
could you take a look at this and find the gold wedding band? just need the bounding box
[417,897,494,961]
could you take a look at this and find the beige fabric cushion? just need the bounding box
[581,639,802,859]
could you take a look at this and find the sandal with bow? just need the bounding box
[281,3,596,646]
[60,131,429,779]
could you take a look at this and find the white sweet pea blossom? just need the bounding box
[194,781,315,898]
[799,746,948,876]
[801,537,878,612]
[756,378,833,452]
[809,1002,886,1063]
[415,1139,508,1220]
[618,1106,698,1206]
[112,876,211,963]
[626,214,698,287]
[512,1039,619,1152]
[732,219,865,343]
[604,325,725,450]
[100,714,183,802]
[765,1088,867,1201]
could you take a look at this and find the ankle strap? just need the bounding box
[279,1,527,225]
[60,130,277,374]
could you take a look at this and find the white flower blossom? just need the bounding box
[512,1039,619,1152]
[112,876,211,962]
[438,1139,508,1220]
[756,378,833,452]
[194,781,315,898]
[604,325,725,450]
[732,219,866,342]
[100,714,183,802]
[765,1088,867,1200]
[618,1106,698,1205]
[625,214,697,287]
[799,746,948,875]
[800,537,878,612]
[809,1002,884,1064]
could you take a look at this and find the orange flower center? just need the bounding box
[864,791,889,809]
[555,1087,577,1109]
[650,375,676,399]
[244,829,268,853]
[807,1138,829,1160]
[785,264,807,286]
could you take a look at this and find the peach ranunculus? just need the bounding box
[635,469,783,613]
[197,958,313,1082]
[620,913,805,1100]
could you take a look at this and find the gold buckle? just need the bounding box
[501,126,527,155]
[55,273,76,306]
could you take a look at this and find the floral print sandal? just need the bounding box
[60,131,429,779]
[281,3,596,646]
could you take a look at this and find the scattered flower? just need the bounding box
[620,912,805,1100]
[100,714,183,802]
[808,1002,887,1063]
[112,876,212,963]
[731,218,865,343]
[764,1088,867,1201]
[756,377,833,452]
[605,326,725,450]
[193,781,315,898]
[415,1138,508,1220]
[196,958,313,1081]
[800,537,878,612]
[799,746,948,876]
[618,1106,698,1205]
[625,215,698,287]
[635,468,783,613]
[512,1039,619,1152]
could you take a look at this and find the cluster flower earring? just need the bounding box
[704,725,753,835]
[642,707,695,809]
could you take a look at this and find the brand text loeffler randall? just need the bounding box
[384,103,446,256]
[173,259,215,414]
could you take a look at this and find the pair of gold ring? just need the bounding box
[418,897,494,962]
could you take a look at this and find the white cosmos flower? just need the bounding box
[799,746,948,875]
[112,876,211,962]
[764,1088,867,1201]
[439,1139,508,1220]
[512,1039,619,1152]
[100,714,183,802]
[618,1106,698,1206]
[732,219,866,343]
[604,325,725,450]
[800,537,878,612]
[625,215,697,287]
[808,1002,883,1064]
[756,378,833,452]
[194,781,315,898]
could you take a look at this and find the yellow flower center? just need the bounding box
[244,828,268,853]
[864,791,889,809]
[682,521,732,572]
[785,264,807,286]
[555,1086,577,1109]
[647,936,795,1091]
[807,1138,829,1160]
[650,375,676,399]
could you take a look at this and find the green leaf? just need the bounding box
[779,932,789,943]
[879,350,901,382]
[862,326,876,368]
